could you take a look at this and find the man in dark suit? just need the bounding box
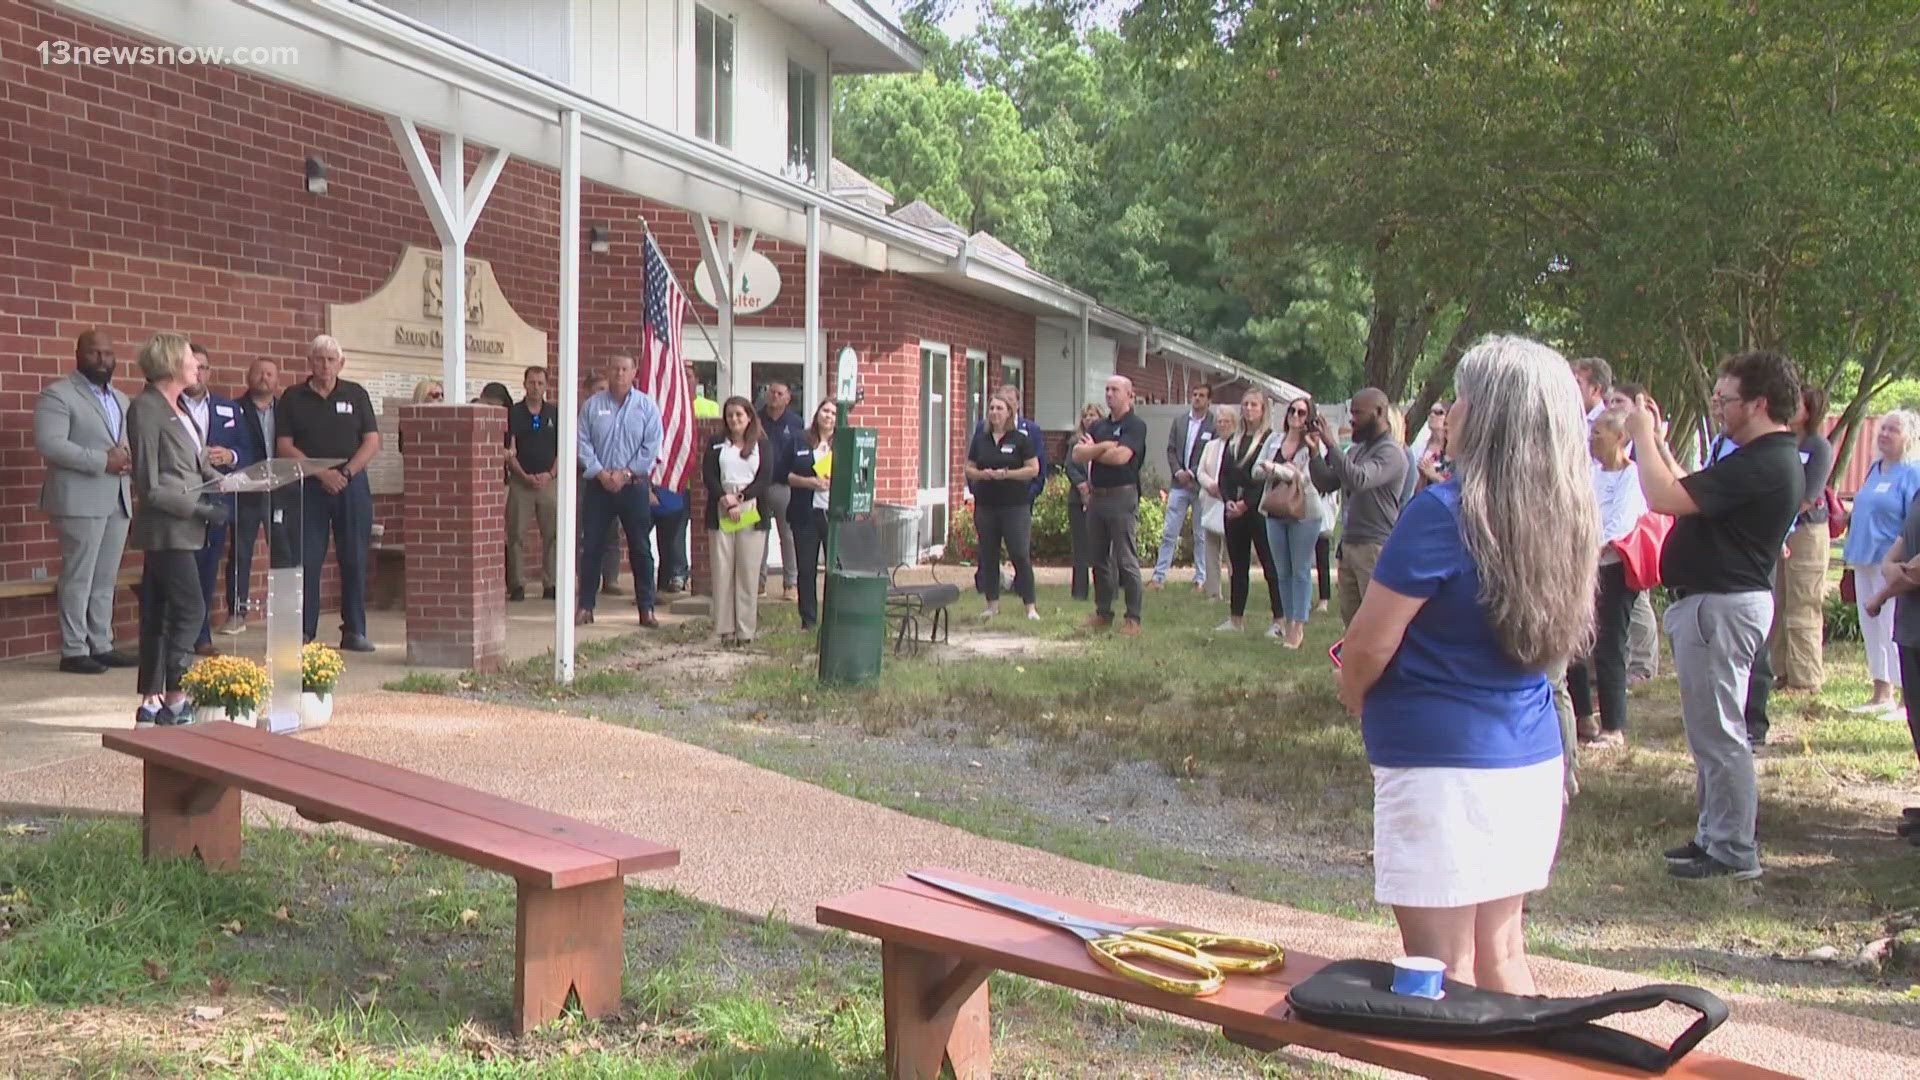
[180,345,241,653]
[971,383,1047,595]
[1150,383,1215,591]
[221,357,279,637]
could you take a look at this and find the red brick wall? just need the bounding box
[0,0,1213,653]
[400,404,507,669]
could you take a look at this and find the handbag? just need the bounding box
[1825,486,1848,538]
[1260,464,1306,519]
[1200,496,1224,535]
[1841,567,1857,604]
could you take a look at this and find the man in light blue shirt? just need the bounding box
[577,354,665,627]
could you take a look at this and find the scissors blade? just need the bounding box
[908,873,1133,937]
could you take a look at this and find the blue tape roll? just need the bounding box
[1391,956,1446,999]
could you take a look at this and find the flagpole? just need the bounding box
[639,222,724,374]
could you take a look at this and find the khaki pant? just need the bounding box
[506,475,559,590]
[1337,540,1383,626]
[712,527,768,641]
[1771,519,1829,690]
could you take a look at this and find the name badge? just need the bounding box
[1876,481,1892,494]
[1199,432,1212,442]
[215,404,234,417]
[335,401,353,414]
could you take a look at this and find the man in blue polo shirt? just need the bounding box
[577,354,664,628]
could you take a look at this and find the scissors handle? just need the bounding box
[1133,927,1287,975]
[1086,932,1226,997]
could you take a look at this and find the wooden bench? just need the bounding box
[102,721,679,1034]
[0,566,143,600]
[817,868,1794,1080]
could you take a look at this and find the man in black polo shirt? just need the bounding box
[1070,375,1150,635]
[275,334,380,652]
[1626,351,1802,881]
[506,365,559,602]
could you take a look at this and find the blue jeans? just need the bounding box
[580,479,656,612]
[1264,514,1321,622]
[1152,484,1207,585]
[297,473,372,641]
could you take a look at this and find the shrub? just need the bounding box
[1825,588,1861,642]
[946,471,1189,565]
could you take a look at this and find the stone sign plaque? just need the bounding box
[328,245,548,495]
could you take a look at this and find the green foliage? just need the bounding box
[1826,587,1862,644]
[947,473,1177,565]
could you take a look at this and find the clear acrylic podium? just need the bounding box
[192,457,344,734]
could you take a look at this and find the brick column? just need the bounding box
[400,404,508,670]
[686,419,722,597]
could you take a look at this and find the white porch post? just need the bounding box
[804,204,821,412]
[555,107,582,684]
[388,118,509,397]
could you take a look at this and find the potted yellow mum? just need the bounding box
[301,642,345,729]
[181,655,271,726]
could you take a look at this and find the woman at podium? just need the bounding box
[125,333,229,727]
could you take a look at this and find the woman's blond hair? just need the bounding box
[137,332,190,384]
[1452,335,1599,669]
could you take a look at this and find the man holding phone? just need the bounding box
[1308,389,1409,625]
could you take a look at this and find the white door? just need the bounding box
[918,341,952,557]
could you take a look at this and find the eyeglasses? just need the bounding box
[427,392,443,401]
[1289,406,1309,416]
[1709,393,1743,408]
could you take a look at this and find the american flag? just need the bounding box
[642,234,693,493]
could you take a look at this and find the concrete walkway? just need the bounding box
[5,610,1917,1077]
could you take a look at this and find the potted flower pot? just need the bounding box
[194,705,256,726]
[299,691,334,729]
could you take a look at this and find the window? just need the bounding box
[786,61,819,184]
[918,343,951,555]
[1000,356,1024,413]
[964,349,987,435]
[695,6,733,147]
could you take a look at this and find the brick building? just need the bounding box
[1,0,1296,665]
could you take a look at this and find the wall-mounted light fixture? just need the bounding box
[304,156,328,196]
[588,224,611,254]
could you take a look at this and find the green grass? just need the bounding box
[455,577,1920,1020]
[0,818,1331,1077]
[383,672,456,695]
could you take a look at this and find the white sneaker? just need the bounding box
[1265,624,1284,639]
[1214,619,1242,632]
[979,606,998,621]
[1026,609,1041,621]
[1850,700,1897,714]
[217,618,247,636]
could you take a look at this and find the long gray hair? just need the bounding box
[1452,335,1598,669]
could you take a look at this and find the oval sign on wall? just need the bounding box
[692,250,782,315]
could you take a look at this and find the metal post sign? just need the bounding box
[830,426,879,518]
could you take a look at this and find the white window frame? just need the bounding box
[693,4,734,148]
[964,348,988,436]
[1000,355,1025,413]
[918,341,952,558]
[784,58,820,185]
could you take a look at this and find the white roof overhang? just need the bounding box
[758,0,922,74]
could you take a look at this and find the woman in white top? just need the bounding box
[1194,403,1236,602]
[701,396,776,646]
[1257,394,1328,648]
[1568,409,1647,747]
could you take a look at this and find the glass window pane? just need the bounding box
[695,9,714,142]
[715,16,733,147]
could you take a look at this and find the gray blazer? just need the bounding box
[1165,409,1217,484]
[127,387,219,552]
[35,370,132,517]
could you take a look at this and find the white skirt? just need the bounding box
[1372,757,1564,908]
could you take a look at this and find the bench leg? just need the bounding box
[141,761,241,868]
[513,877,624,1035]
[881,942,990,1080]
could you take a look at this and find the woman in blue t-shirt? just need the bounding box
[1841,409,1920,713]
[1337,335,1599,994]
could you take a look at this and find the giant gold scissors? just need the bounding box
[909,873,1284,997]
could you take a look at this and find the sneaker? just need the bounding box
[978,607,997,622]
[135,705,160,729]
[156,704,192,726]
[1026,609,1041,621]
[1265,623,1284,639]
[59,655,109,675]
[1663,840,1708,863]
[507,586,526,602]
[1849,700,1897,713]
[1214,619,1242,632]
[1118,618,1142,637]
[1668,854,1762,881]
[217,618,247,637]
[92,649,138,668]
[1314,599,1328,613]
[340,633,376,653]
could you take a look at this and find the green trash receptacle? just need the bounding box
[819,570,888,685]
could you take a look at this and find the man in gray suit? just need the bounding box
[1150,382,1215,591]
[35,329,137,674]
